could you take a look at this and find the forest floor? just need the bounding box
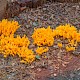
[0,2,80,80]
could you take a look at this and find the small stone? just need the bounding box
[53,45,58,49]
[25,25,29,28]
[43,8,46,11]
[12,63,15,66]
[30,66,34,69]
[37,68,41,72]
[53,73,57,76]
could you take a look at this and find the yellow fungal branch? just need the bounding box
[0,19,20,36]
[0,19,35,63]
[32,26,54,46]
[36,47,49,55]
[58,43,63,48]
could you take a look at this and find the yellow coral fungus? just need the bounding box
[32,26,54,46]
[0,19,80,64]
[53,24,77,39]
[68,39,77,47]
[53,24,80,51]
[58,43,63,48]
[76,33,80,42]
[0,19,20,36]
[18,47,35,63]
[36,47,49,55]
[0,34,35,63]
[66,46,75,52]
[0,19,35,63]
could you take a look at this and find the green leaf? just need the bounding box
[33,22,39,27]
[35,55,40,60]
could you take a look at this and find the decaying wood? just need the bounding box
[4,0,47,18]
[0,0,7,20]
[4,2,21,18]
